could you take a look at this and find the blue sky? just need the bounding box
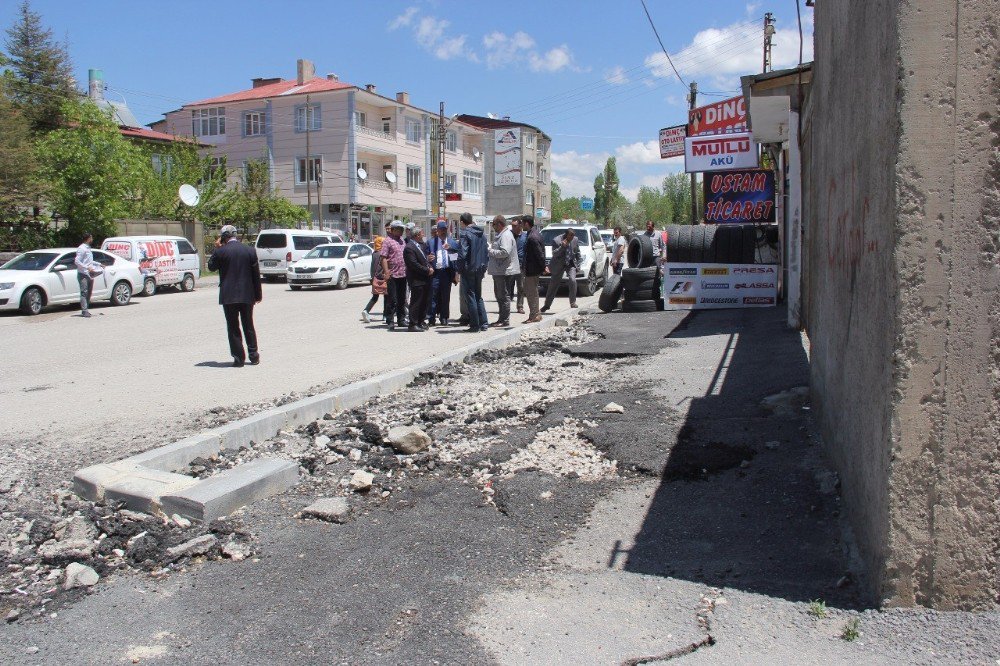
[1,0,813,200]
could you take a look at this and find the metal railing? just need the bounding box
[356,124,395,141]
[358,178,392,191]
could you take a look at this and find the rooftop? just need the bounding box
[455,114,550,141]
[188,77,354,106]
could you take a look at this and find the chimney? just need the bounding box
[297,59,315,85]
[365,83,377,93]
[88,69,104,101]
[396,91,409,105]
[326,73,338,81]
[252,77,281,88]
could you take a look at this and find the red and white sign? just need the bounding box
[684,132,758,173]
[658,124,686,159]
[688,95,747,136]
[104,241,132,261]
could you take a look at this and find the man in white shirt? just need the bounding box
[610,226,627,274]
[74,232,101,318]
[643,220,667,266]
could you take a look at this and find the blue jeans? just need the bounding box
[462,269,488,330]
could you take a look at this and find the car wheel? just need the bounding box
[578,267,598,297]
[111,281,132,306]
[336,270,349,290]
[290,285,302,291]
[19,287,44,315]
[180,273,195,292]
[142,278,156,297]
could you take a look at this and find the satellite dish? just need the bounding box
[356,167,368,180]
[385,171,397,184]
[472,148,481,159]
[178,184,200,207]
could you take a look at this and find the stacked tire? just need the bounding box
[621,265,661,312]
[665,223,766,264]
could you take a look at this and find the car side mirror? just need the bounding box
[53,264,72,272]
[348,253,359,259]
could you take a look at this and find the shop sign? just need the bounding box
[703,169,776,223]
[662,263,777,310]
[684,132,758,173]
[658,124,686,158]
[494,128,522,186]
[688,95,747,136]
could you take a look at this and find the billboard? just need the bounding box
[658,124,686,159]
[703,169,776,223]
[688,95,747,136]
[494,128,521,186]
[684,132,758,173]
[663,263,777,310]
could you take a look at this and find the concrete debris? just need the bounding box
[315,435,331,448]
[602,402,625,413]
[172,514,192,529]
[500,419,618,480]
[301,497,351,524]
[350,471,375,492]
[165,534,218,561]
[5,609,20,623]
[63,562,99,590]
[221,538,254,561]
[387,425,432,454]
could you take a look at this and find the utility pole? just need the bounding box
[688,81,698,224]
[437,101,446,221]
[316,172,323,231]
[763,13,776,73]
[305,94,313,229]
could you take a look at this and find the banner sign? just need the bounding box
[688,95,747,136]
[579,197,594,211]
[662,263,777,310]
[684,132,758,173]
[658,124,686,159]
[494,128,522,186]
[703,169,776,223]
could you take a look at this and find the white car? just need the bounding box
[256,229,344,280]
[538,221,610,296]
[286,243,374,290]
[0,248,143,315]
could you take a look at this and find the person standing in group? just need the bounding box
[427,221,457,327]
[541,227,582,312]
[521,216,545,323]
[380,220,408,331]
[610,226,627,274]
[509,217,528,315]
[643,220,666,266]
[403,227,434,332]
[487,215,519,328]
[74,232,101,318]
[207,224,263,367]
[361,235,386,323]
[458,212,489,332]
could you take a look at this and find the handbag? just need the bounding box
[372,277,387,295]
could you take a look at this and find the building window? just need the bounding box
[463,170,482,196]
[243,111,265,137]
[208,156,225,178]
[541,194,548,208]
[382,116,391,133]
[525,190,535,207]
[444,173,457,192]
[538,167,547,183]
[356,161,369,177]
[405,118,421,143]
[353,110,367,129]
[383,164,394,182]
[446,131,457,152]
[406,165,421,191]
[191,107,225,136]
[151,154,173,177]
[525,161,535,179]
[524,132,535,149]
[538,141,548,156]
[296,156,322,184]
[295,104,321,132]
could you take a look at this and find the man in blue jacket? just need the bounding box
[427,220,458,326]
[458,212,489,332]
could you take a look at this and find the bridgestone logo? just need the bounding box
[700,297,738,304]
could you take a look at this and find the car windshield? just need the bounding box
[256,233,287,249]
[1,252,57,270]
[305,246,348,259]
[541,228,590,246]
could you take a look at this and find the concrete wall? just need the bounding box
[805,0,999,609]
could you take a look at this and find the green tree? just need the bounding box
[550,180,593,224]
[662,173,693,225]
[592,173,606,222]
[36,100,147,242]
[217,157,308,236]
[3,1,75,134]
[0,71,45,214]
[136,141,228,222]
[635,185,673,226]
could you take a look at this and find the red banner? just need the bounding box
[688,95,747,136]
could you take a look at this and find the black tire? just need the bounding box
[742,225,759,264]
[656,298,665,311]
[142,278,157,297]
[627,235,655,268]
[578,267,599,297]
[702,224,718,263]
[19,286,44,315]
[667,225,681,262]
[598,274,623,313]
[678,225,695,263]
[180,273,196,292]
[716,224,736,263]
[622,299,658,313]
[627,278,659,292]
[624,288,657,301]
[290,285,302,291]
[336,270,349,290]
[111,281,132,306]
[620,266,659,290]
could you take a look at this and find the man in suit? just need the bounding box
[541,227,582,312]
[403,227,434,332]
[521,216,545,323]
[207,224,263,367]
[427,220,458,326]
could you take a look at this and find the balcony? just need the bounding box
[356,124,395,142]
[358,177,392,191]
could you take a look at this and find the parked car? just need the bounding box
[538,221,610,296]
[101,235,200,296]
[286,243,374,290]
[0,248,142,315]
[599,229,616,249]
[255,229,343,280]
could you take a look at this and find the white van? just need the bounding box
[102,235,201,296]
[255,229,343,280]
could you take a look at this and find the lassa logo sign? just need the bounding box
[701,268,729,276]
[735,282,776,289]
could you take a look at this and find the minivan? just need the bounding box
[255,229,343,280]
[102,235,201,296]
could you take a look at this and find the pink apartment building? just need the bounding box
[153,59,487,239]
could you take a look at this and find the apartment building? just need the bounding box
[454,114,552,221]
[154,60,487,239]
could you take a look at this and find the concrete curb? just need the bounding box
[73,305,587,520]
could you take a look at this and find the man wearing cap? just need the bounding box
[487,215,519,327]
[427,220,457,326]
[380,220,408,331]
[403,227,434,331]
[207,225,262,367]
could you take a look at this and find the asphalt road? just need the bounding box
[0,277,593,488]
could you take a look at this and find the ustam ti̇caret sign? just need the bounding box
[684,132,759,173]
[662,263,777,310]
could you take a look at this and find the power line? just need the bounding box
[640,0,686,87]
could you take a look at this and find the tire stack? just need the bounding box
[620,234,661,312]
[666,223,766,264]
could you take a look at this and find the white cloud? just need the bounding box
[604,66,629,85]
[388,7,418,31]
[483,30,536,69]
[435,35,469,61]
[529,45,575,73]
[551,149,609,198]
[415,16,448,47]
[615,140,661,166]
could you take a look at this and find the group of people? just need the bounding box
[362,213,580,333]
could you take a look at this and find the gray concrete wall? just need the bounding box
[805,0,999,609]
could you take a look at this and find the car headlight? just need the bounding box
[321,265,335,272]
[0,283,14,290]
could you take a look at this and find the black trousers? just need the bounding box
[384,277,408,326]
[223,303,258,362]
[408,279,429,327]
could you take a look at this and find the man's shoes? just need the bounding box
[490,320,509,328]
[528,316,543,323]
[440,318,448,326]
[232,358,245,368]
[387,323,396,331]
[457,318,469,326]
[570,303,579,308]
[479,326,489,332]
[426,320,435,328]
[361,310,371,323]
[540,306,549,313]
[81,311,91,318]
[408,324,426,332]
[517,308,525,314]
[249,355,260,365]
